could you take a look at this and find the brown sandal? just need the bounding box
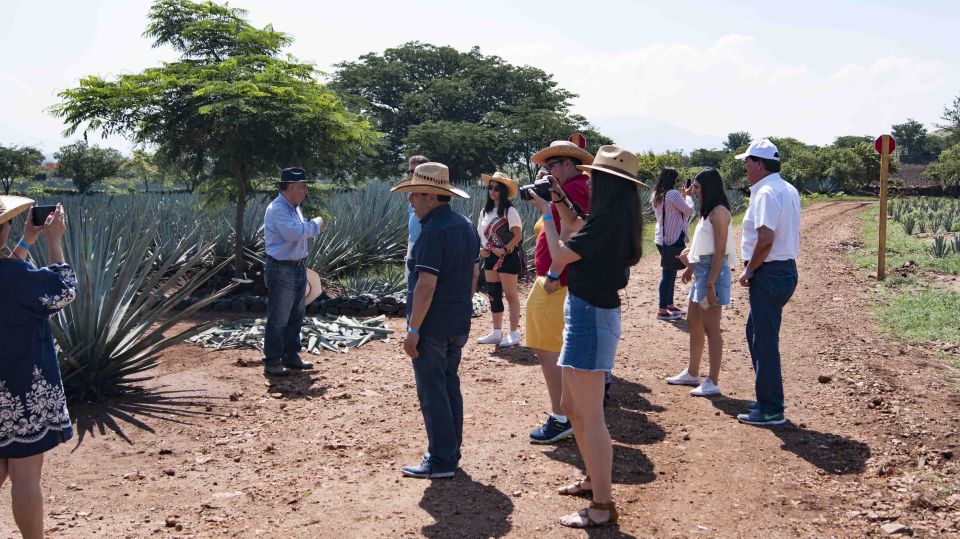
[557,476,592,496]
[559,501,619,528]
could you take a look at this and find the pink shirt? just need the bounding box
[653,190,694,245]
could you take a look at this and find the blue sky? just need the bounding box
[2,0,958,157]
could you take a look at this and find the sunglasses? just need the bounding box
[545,159,567,170]
[487,185,499,191]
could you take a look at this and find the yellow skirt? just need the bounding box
[524,276,567,353]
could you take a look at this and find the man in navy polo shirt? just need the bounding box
[390,162,480,479]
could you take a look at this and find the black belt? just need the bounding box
[267,255,305,267]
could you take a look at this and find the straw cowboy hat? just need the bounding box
[531,136,595,167]
[0,195,34,226]
[305,268,323,304]
[481,171,519,198]
[390,162,470,198]
[577,145,649,188]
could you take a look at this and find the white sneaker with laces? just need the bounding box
[498,331,520,347]
[477,330,503,345]
[690,377,721,396]
[665,369,701,386]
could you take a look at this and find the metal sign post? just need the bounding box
[874,134,896,280]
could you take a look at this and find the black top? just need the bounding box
[565,206,633,308]
[407,204,481,337]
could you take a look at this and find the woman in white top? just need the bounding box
[666,168,735,397]
[476,172,523,347]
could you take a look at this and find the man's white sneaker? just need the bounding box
[665,369,701,386]
[498,331,520,347]
[690,378,721,396]
[477,330,503,344]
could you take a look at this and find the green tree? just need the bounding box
[122,148,161,192]
[832,135,873,149]
[891,119,930,164]
[54,0,377,276]
[938,95,960,139]
[722,131,752,152]
[0,144,44,194]
[689,148,725,168]
[330,42,601,179]
[924,143,960,191]
[404,121,502,183]
[635,151,683,183]
[53,141,125,193]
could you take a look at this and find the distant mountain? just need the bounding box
[590,115,724,154]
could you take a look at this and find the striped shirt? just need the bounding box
[653,190,695,245]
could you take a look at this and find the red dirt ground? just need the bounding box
[2,201,958,538]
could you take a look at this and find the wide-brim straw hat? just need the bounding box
[531,140,595,167]
[576,145,649,188]
[305,268,323,304]
[390,162,470,198]
[481,171,519,198]
[0,195,35,226]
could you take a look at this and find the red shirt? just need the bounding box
[535,174,590,286]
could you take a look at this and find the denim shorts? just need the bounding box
[557,293,621,372]
[688,255,732,307]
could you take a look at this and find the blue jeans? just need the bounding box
[655,236,684,308]
[264,259,306,365]
[412,334,468,473]
[746,260,798,416]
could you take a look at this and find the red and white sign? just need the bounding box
[874,135,896,154]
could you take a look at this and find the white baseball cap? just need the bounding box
[735,139,780,161]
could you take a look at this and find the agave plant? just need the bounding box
[32,208,236,401]
[902,215,916,235]
[952,235,960,255]
[337,265,406,296]
[930,236,950,259]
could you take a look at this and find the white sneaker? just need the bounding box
[665,369,701,386]
[498,331,520,347]
[690,378,721,396]
[477,330,503,344]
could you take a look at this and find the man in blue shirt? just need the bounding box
[391,162,480,479]
[405,155,430,282]
[262,167,324,376]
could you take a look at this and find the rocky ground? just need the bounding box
[1,201,958,538]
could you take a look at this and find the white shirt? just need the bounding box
[477,206,522,242]
[688,212,737,264]
[741,173,801,262]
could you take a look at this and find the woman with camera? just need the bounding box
[651,167,694,320]
[0,198,75,539]
[665,168,735,396]
[476,172,523,347]
[527,146,644,528]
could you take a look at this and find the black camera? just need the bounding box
[31,205,57,226]
[519,178,553,201]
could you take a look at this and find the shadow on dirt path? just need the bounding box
[419,472,514,537]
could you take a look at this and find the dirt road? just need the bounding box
[2,201,958,538]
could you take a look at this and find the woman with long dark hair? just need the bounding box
[527,146,645,528]
[666,168,735,396]
[651,167,694,320]
[476,172,523,347]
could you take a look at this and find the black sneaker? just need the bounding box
[604,381,611,407]
[529,414,573,444]
[401,458,455,479]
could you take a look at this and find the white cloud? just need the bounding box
[491,34,950,147]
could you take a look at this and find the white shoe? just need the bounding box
[498,331,520,347]
[477,330,503,344]
[690,378,721,396]
[666,369,701,386]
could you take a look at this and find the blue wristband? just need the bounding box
[17,239,32,251]
[744,268,754,278]
[542,214,554,221]
[546,271,561,280]
[407,327,419,335]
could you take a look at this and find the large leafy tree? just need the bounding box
[722,131,752,152]
[0,144,44,194]
[54,0,377,276]
[924,143,960,191]
[891,119,930,164]
[54,141,125,193]
[330,42,606,181]
[938,94,960,140]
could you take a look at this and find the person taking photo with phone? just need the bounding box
[527,145,645,528]
[651,167,694,320]
[0,197,75,539]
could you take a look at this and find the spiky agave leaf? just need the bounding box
[33,207,236,402]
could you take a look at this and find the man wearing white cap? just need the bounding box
[733,139,801,426]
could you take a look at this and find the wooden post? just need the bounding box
[878,134,891,281]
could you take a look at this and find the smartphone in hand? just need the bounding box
[31,205,57,226]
